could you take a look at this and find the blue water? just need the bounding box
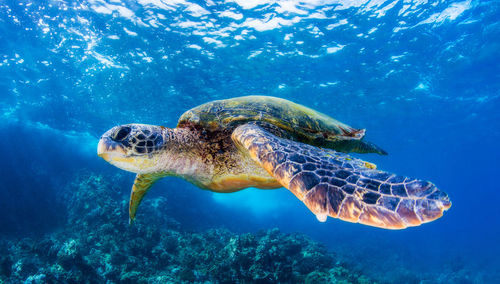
[1,0,499,282]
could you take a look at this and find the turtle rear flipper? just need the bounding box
[321,139,388,155]
[232,123,451,230]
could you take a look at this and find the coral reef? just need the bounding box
[0,173,374,283]
[1,172,496,283]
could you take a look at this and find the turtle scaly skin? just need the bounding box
[98,96,451,228]
[98,124,278,190]
[232,123,450,229]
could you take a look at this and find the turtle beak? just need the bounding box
[97,138,108,159]
[97,136,127,162]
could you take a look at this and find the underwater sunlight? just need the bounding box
[1,0,499,283]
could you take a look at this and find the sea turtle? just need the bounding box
[97,96,451,229]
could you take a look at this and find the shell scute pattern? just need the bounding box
[179,96,389,156]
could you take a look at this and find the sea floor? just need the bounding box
[0,173,493,283]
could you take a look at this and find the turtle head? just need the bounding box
[98,124,165,173]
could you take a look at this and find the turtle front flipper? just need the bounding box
[232,123,451,230]
[129,173,164,224]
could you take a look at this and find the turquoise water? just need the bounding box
[1,0,499,283]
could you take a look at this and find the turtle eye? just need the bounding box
[113,126,131,141]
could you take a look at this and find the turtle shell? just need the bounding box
[177,96,386,155]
